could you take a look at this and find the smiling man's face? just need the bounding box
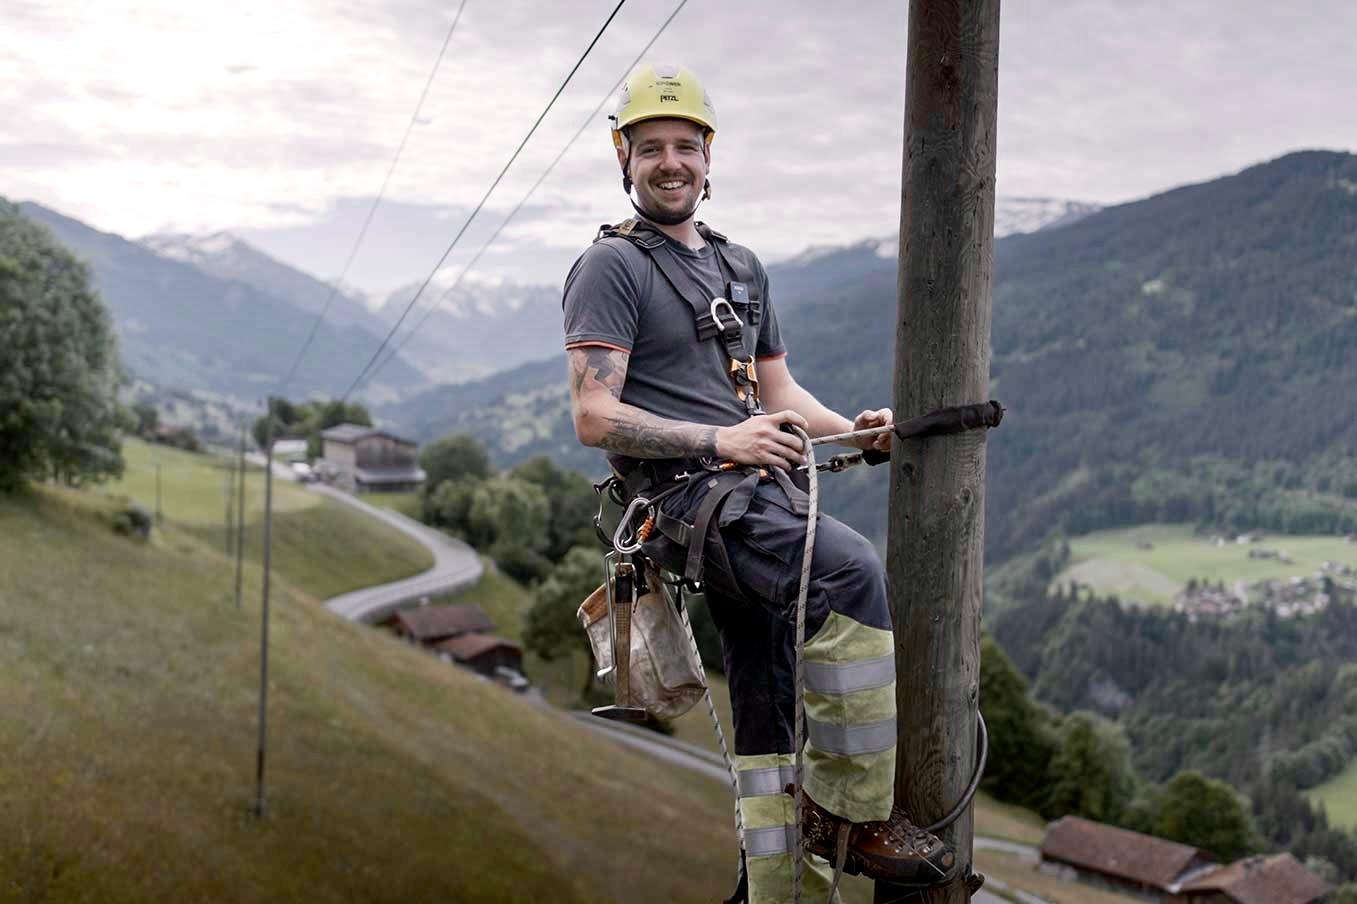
[618,118,710,224]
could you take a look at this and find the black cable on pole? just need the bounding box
[366,0,688,384]
[277,0,470,395]
[340,0,629,404]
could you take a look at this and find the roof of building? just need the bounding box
[1179,853,1329,904]
[271,439,309,455]
[435,633,522,662]
[1040,816,1211,890]
[320,423,416,446]
[392,604,495,642]
[354,466,427,485]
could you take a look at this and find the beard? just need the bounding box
[632,176,702,226]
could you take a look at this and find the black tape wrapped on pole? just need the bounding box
[807,401,1006,470]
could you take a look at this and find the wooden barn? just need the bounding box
[320,423,426,493]
[383,602,525,684]
[434,633,523,678]
[1175,853,1328,904]
[1039,816,1216,900]
[1039,816,1329,904]
[388,603,495,645]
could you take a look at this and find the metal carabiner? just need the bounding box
[709,297,743,334]
[612,495,652,555]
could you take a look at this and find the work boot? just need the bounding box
[792,787,956,886]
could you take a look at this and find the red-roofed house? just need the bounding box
[387,603,495,645]
[434,633,523,677]
[1041,816,1216,898]
[383,602,525,684]
[1040,817,1331,904]
[1176,853,1328,904]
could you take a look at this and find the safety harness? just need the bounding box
[597,217,764,417]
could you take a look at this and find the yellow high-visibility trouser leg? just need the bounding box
[735,618,897,903]
[801,611,897,825]
[736,753,840,904]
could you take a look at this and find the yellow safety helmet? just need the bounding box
[609,63,717,154]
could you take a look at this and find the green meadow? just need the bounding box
[1308,758,1357,831]
[1051,524,1357,606]
[98,438,433,599]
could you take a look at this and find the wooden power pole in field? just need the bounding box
[879,1,1000,902]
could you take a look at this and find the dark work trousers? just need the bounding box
[644,472,898,903]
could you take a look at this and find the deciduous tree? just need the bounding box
[420,433,491,490]
[1153,771,1260,862]
[523,546,600,694]
[0,200,123,490]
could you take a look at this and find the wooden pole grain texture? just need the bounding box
[877,1,999,902]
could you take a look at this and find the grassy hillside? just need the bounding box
[1306,703,1357,835]
[1053,524,1357,606]
[98,439,433,599]
[1309,759,1357,830]
[0,483,744,903]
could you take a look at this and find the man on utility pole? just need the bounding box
[563,64,956,902]
[880,1,1002,902]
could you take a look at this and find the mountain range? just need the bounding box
[13,193,1095,422]
[379,150,1357,561]
[16,203,426,407]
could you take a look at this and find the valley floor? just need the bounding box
[1053,523,1357,607]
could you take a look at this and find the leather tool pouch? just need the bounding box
[577,562,707,721]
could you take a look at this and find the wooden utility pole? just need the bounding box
[879,1,999,902]
[224,464,235,555]
[253,399,276,818]
[234,424,247,611]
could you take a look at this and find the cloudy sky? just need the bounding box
[4,0,1354,295]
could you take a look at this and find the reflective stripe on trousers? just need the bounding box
[802,611,898,825]
[735,753,841,904]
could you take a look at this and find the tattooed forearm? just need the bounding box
[601,407,719,459]
[568,345,718,457]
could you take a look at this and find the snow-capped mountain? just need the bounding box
[375,277,564,384]
[779,196,1101,269]
[140,231,383,333]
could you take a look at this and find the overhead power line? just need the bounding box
[277,0,470,395]
[364,0,689,386]
[339,0,629,404]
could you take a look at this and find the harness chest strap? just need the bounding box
[596,219,765,413]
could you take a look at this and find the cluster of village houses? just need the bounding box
[1040,816,1329,903]
[1171,534,1357,620]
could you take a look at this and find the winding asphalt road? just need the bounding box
[245,453,484,622]
[313,483,483,622]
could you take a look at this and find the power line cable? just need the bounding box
[277,0,470,394]
[339,0,629,404]
[365,0,688,384]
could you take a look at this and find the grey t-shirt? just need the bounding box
[562,228,785,430]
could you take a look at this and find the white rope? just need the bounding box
[675,593,745,853]
[790,426,819,904]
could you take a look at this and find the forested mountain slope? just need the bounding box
[16,202,426,403]
[386,151,1357,557]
